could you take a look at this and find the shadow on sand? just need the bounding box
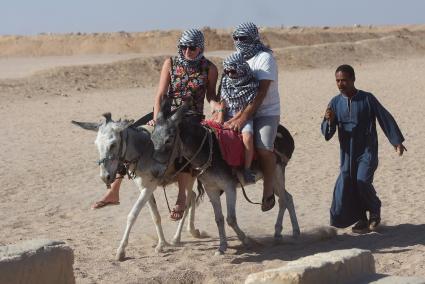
[230,223,425,264]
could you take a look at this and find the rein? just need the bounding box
[97,129,127,167]
[238,179,261,205]
[182,126,213,175]
[159,123,213,214]
[161,124,213,184]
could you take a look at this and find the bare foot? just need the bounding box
[91,186,120,209]
[92,200,120,209]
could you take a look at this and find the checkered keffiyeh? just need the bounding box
[220,52,259,112]
[176,29,205,68]
[232,22,272,60]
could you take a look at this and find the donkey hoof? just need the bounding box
[190,229,201,238]
[215,243,227,256]
[116,250,126,261]
[155,244,165,253]
[171,238,181,246]
[242,237,252,247]
[274,234,283,244]
[293,229,301,238]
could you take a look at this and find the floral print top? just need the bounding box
[167,56,211,114]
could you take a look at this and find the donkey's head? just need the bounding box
[151,99,188,175]
[72,113,133,186]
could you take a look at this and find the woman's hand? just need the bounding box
[210,100,225,124]
[147,119,156,126]
[211,108,225,124]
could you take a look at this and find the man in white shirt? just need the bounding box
[224,22,280,212]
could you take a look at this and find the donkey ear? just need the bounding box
[71,120,100,131]
[156,98,172,123]
[102,112,112,123]
[170,103,189,123]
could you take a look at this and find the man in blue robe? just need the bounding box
[321,64,406,233]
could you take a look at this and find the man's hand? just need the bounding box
[395,144,407,156]
[324,107,335,124]
[223,113,246,132]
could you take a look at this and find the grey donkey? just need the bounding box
[151,99,300,255]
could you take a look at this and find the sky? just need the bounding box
[1,0,424,35]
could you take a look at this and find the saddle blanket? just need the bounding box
[202,120,245,167]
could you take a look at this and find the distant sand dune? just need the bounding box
[1,25,425,57]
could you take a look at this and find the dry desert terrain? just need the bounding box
[0,25,424,283]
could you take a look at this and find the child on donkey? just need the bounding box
[217,52,259,183]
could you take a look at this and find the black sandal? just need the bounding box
[261,194,275,212]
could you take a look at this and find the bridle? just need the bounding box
[97,129,127,167]
[97,127,142,185]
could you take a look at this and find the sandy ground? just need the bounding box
[0,54,145,79]
[0,27,424,283]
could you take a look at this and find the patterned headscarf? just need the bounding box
[220,52,259,112]
[177,29,205,68]
[232,22,272,60]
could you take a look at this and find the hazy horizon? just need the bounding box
[2,0,424,35]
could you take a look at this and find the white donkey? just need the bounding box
[72,113,202,260]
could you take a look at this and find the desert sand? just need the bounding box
[0,25,424,283]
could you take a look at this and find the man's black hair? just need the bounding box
[335,64,355,80]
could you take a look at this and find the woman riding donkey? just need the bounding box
[92,28,220,222]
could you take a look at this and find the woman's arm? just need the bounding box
[151,58,172,124]
[206,63,218,103]
[206,63,223,121]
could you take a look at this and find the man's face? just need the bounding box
[335,71,355,94]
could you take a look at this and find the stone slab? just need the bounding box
[0,239,75,284]
[245,248,375,284]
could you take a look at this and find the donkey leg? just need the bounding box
[186,177,201,238]
[147,195,169,252]
[116,186,154,261]
[187,190,201,238]
[206,189,227,255]
[225,187,249,246]
[274,167,287,241]
[277,165,300,238]
[274,196,286,241]
[171,195,191,245]
[172,177,199,245]
[285,190,300,237]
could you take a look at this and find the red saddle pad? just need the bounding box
[202,120,245,167]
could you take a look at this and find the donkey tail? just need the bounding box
[275,124,295,162]
[195,179,205,206]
